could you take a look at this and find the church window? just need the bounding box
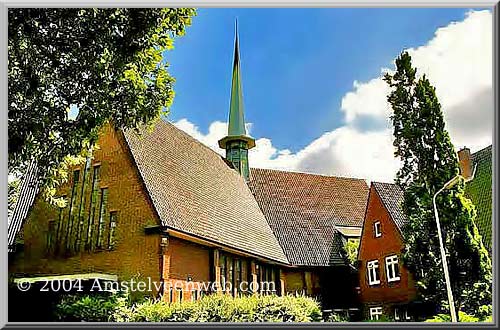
[66,169,80,252]
[96,187,108,249]
[47,220,56,253]
[86,165,100,250]
[108,211,117,249]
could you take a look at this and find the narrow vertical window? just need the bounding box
[177,288,183,302]
[367,260,380,285]
[74,157,91,252]
[394,308,400,321]
[220,254,227,291]
[227,256,234,294]
[374,221,382,238]
[235,259,242,296]
[65,170,80,252]
[85,165,100,250]
[169,287,173,303]
[108,211,117,249]
[54,197,66,255]
[47,220,56,253]
[96,187,108,249]
[191,290,198,302]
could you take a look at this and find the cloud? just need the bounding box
[174,10,492,183]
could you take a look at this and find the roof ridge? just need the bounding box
[251,166,368,182]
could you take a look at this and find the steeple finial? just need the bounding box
[227,17,246,136]
[218,20,256,181]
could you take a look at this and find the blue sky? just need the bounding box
[165,8,484,153]
[163,8,492,181]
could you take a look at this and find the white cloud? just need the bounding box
[174,10,492,183]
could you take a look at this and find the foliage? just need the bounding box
[8,8,196,205]
[8,178,20,218]
[55,293,129,322]
[122,294,322,322]
[344,238,360,266]
[424,311,487,323]
[56,292,322,322]
[325,312,350,322]
[384,51,492,318]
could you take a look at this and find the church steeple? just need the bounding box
[218,20,255,181]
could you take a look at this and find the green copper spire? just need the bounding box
[218,19,255,181]
[228,19,246,136]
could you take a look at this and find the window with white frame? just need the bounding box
[367,260,380,285]
[370,307,383,320]
[404,309,411,320]
[385,255,401,282]
[374,221,382,237]
[394,308,400,321]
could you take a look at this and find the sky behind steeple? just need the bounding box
[166,8,492,183]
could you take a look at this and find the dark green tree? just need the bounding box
[384,51,491,319]
[8,8,196,204]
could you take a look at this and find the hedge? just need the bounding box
[55,293,323,322]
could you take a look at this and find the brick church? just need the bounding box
[8,26,369,318]
[8,25,492,323]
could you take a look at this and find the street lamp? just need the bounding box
[432,174,461,323]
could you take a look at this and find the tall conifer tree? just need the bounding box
[384,51,491,319]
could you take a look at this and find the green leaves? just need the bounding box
[385,51,492,318]
[8,8,196,204]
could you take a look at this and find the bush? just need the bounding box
[425,311,481,323]
[56,292,323,322]
[123,294,323,322]
[55,293,128,322]
[325,312,349,322]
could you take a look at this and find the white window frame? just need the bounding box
[394,308,400,320]
[374,221,382,237]
[385,255,401,282]
[405,309,411,320]
[370,307,383,320]
[367,260,380,285]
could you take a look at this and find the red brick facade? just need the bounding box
[358,184,416,320]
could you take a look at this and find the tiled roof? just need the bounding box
[248,168,369,267]
[465,145,492,251]
[123,121,288,264]
[372,182,407,231]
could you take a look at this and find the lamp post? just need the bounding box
[432,174,461,323]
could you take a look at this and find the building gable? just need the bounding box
[9,124,162,282]
[358,183,416,306]
[123,121,288,264]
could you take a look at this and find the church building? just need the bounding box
[8,25,371,318]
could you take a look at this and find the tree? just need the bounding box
[8,8,196,204]
[384,51,492,319]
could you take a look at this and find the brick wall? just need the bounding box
[9,125,162,293]
[358,185,416,318]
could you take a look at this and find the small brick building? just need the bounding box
[358,146,492,321]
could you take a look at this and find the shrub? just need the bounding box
[325,312,349,322]
[123,294,322,322]
[55,293,127,322]
[57,292,323,322]
[425,311,480,323]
